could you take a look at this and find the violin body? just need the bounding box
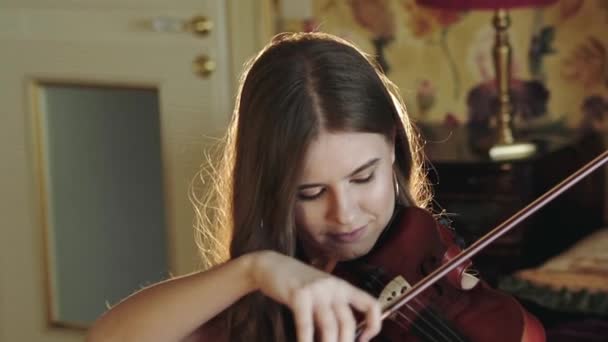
[334,206,545,342]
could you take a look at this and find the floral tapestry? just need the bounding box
[278,0,608,133]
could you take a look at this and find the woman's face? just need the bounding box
[295,131,396,263]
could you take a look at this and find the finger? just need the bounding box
[344,286,382,341]
[333,301,356,342]
[315,303,338,342]
[359,303,382,342]
[293,290,314,342]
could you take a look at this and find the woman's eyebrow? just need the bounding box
[348,157,380,177]
[297,158,380,190]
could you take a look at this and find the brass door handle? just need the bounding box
[193,55,216,78]
[150,15,213,37]
[186,16,213,37]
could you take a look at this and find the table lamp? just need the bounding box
[416,0,557,160]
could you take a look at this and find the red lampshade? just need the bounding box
[416,0,557,10]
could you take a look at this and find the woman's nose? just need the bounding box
[328,188,356,226]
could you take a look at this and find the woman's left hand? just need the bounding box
[249,250,382,342]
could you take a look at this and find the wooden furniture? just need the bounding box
[420,124,605,285]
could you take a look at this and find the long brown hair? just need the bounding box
[191,32,431,341]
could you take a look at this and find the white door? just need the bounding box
[0,1,267,341]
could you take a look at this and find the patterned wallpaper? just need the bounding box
[278,0,608,133]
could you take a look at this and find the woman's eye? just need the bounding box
[352,172,375,184]
[297,188,325,201]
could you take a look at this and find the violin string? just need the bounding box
[389,307,445,342]
[387,308,441,342]
[394,311,467,342]
[367,274,456,342]
[368,275,461,342]
[367,274,466,342]
[366,273,446,332]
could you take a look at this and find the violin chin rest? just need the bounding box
[461,272,480,290]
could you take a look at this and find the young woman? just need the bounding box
[86,32,468,342]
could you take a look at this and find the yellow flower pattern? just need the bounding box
[292,0,608,129]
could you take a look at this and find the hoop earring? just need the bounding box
[393,171,400,198]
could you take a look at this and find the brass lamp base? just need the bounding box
[490,8,536,159]
[493,8,514,146]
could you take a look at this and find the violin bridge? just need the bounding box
[378,276,412,314]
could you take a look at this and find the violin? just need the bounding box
[333,151,608,341]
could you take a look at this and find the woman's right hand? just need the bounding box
[250,251,382,342]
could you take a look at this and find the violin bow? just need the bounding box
[359,150,608,333]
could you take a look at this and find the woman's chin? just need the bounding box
[332,242,375,261]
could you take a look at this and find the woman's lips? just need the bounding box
[329,225,367,243]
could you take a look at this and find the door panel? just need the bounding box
[0,1,245,340]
